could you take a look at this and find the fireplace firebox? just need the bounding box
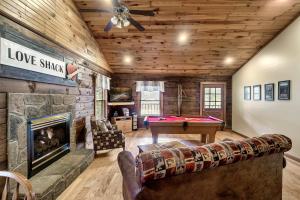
[27,113,71,178]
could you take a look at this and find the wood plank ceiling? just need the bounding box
[74,0,300,76]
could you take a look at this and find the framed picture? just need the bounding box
[253,85,261,101]
[109,87,133,102]
[278,80,290,100]
[265,83,274,101]
[244,86,251,100]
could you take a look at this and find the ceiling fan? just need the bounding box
[80,0,156,32]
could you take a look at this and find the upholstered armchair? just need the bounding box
[91,117,125,153]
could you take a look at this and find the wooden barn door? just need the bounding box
[200,82,226,122]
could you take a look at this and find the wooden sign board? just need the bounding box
[0,37,66,78]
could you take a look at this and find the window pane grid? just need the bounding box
[204,87,222,109]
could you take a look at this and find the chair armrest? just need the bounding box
[118,151,141,200]
[113,130,123,134]
[112,124,118,130]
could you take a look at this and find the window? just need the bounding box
[140,91,160,116]
[95,87,107,120]
[95,74,109,120]
[204,87,222,109]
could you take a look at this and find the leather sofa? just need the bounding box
[118,134,292,200]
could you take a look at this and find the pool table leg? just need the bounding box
[208,133,216,143]
[201,134,207,143]
[152,133,158,144]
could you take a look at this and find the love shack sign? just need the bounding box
[0,37,66,78]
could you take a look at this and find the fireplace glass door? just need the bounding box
[28,113,70,177]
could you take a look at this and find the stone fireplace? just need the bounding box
[7,93,76,178]
[6,93,94,199]
[28,113,71,178]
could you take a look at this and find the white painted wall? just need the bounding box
[232,17,300,157]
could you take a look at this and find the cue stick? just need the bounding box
[178,84,182,116]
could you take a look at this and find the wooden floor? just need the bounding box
[58,129,300,200]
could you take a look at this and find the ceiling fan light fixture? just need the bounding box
[123,18,130,27]
[116,21,123,28]
[111,16,119,25]
[103,1,155,32]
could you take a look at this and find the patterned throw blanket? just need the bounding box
[136,134,292,184]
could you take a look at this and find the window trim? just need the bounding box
[200,82,227,122]
[94,75,108,120]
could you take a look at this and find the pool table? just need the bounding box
[144,116,225,144]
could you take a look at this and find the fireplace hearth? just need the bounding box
[27,113,71,178]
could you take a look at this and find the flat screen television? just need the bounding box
[109,87,133,102]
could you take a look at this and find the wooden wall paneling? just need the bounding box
[0,15,111,76]
[0,0,112,72]
[111,74,232,127]
[0,16,107,153]
[0,92,7,191]
[0,93,6,109]
[0,16,108,150]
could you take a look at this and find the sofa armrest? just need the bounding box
[118,151,141,200]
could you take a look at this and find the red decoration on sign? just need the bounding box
[66,63,78,81]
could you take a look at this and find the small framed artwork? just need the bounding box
[253,85,261,101]
[278,80,290,100]
[265,83,274,101]
[244,86,251,100]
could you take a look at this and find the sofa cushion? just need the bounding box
[136,134,292,184]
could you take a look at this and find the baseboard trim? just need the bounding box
[285,153,300,163]
[231,130,248,138]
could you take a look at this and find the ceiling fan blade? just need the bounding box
[127,17,145,31]
[129,10,155,16]
[104,21,114,32]
[79,8,113,13]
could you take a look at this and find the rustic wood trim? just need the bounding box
[200,82,227,123]
[0,65,76,87]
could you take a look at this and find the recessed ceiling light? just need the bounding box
[123,55,133,64]
[224,57,234,65]
[103,0,113,6]
[177,32,189,45]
